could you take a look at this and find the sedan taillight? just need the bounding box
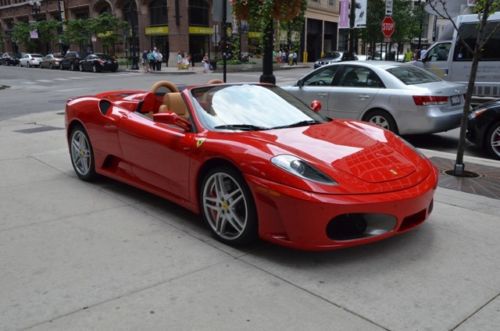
[413,95,449,106]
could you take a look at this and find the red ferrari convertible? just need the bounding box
[65,80,438,250]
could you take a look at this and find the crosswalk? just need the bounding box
[11,72,140,88]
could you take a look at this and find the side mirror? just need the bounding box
[297,79,304,87]
[310,100,322,112]
[153,112,191,131]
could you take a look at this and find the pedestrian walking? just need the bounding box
[202,53,210,73]
[292,51,298,65]
[147,49,155,71]
[155,50,163,71]
[177,51,183,70]
[142,50,149,72]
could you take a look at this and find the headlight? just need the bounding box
[271,154,337,185]
[469,108,487,119]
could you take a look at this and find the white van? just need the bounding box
[414,12,500,102]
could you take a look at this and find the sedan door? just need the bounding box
[286,65,340,111]
[328,65,384,119]
[117,111,195,201]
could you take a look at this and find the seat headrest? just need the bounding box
[162,92,188,117]
[140,92,160,113]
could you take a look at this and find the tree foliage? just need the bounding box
[11,22,35,51]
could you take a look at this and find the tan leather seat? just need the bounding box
[158,92,189,118]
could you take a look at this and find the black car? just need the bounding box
[60,51,81,71]
[79,53,118,72]
[0,52,20,66]
[467,99,500,160]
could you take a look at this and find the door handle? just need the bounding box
[358,95,370,99]
[317,93,328,97]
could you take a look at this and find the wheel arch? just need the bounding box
[195,157,242,195]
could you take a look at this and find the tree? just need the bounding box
[11,22,35,52]
[34,20,61,53]
[232,0,307,83]
[90,13,128,54]
[427,0,500,176]
[62,19,93,52]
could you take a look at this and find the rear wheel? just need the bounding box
[363,110,398,133]
[69,126,97,181]
[486,121,500,160]
[200,166,258,246]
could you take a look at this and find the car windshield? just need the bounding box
[32,54,43,57]
[190,84,328,131]
[386,65,441,85]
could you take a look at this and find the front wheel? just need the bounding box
[486,121,500,160]
[200,166,258,246]
[69,126,97,181]
[363,110,398,134]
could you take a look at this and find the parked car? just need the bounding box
[40,53,63,69]
[314,51,358,69]
[283,61,467,135]
[65,80,438,250]
[79,53,118,72]
[60,51,81,71]
[467,99,500,160]
[19,53,43,67]
[0,52,20,66]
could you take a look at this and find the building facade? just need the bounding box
[1,0,341,64]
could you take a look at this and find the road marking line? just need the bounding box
[54,78,69,81]
[37,79,52,83]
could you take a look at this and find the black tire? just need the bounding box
[363,110,398,134]
[199,166,258,246]
[485,121,500,160]
[69,125,97,181]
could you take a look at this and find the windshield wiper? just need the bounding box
[214,124,268,131]
[269,120,319,130]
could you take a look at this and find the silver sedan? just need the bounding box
[284,61,467,135]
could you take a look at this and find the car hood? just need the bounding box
[225,120,432,194]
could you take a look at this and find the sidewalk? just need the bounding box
[123,62,312,74]
[0,110,499,331]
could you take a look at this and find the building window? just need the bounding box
[189,0,209,26]
[149,0,168,26]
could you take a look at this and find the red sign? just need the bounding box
[381,16,395,39]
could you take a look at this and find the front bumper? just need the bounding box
[246,168,438,250]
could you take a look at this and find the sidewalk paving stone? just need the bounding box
[29,260,382,331]
[0,206,230,331]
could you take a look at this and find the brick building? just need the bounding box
[1,0,341,64]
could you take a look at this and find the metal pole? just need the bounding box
[222,0,227,82]
[418,0,423,50]
[348,0,356,57]
[259,18,275,84]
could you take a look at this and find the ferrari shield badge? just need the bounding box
[196,138,206,148]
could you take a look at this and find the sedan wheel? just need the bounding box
[200,167,257,245]
[486,122,500,160]
[70,126,97,181]
[363,110,398,133]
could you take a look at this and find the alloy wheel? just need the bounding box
[369,115,390,129]
[70,129,92,177]
[488,123,500,159]
[202,172,249,241]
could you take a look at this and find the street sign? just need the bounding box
[381,16,395,39]
[385,0,393,16]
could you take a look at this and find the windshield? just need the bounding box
[190,84,328,131]
[387,65,441,85]
[32,54,43,57]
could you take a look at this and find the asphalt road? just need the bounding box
[0,64,493,160]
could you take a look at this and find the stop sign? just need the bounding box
[381,16,395,39]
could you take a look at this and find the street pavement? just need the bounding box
[1,65,500,330]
